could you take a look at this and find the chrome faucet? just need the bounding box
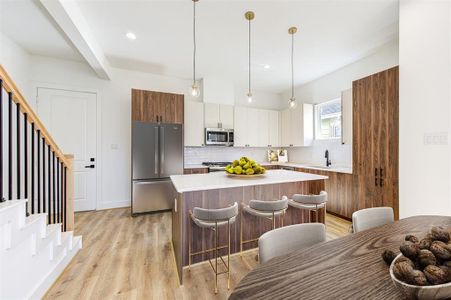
[325,150,331,167]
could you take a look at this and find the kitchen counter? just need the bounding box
[170,169,328,193]
[260,162,353,174]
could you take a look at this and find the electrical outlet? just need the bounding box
[423,132,449,145]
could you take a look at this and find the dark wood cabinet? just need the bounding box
[131,89,184,124]
[352,66,399,219]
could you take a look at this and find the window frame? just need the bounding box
[314,98,342,141]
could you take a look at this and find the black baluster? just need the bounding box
[42,137,46,218]
[8,92,12,200]
[24,113,28,215]
[16,102,20,199]
[31,123,35,213]
[37,130,41,213]
[52,151,55,224]
[63,166,67,231]
[57,157,60,223]
[47,145,51,224]
[0,79,4,202]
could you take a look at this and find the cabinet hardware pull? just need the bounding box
[380,178,383,187]
[374,168,377,176]
[380,168,383,177]
[375,177,378,187]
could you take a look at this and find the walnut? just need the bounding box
[400,241,420,260]
[406,270,429,286]
[405,235,419,243]
[424,265,449,285]
[431,226,450,243]
[393,261,415,282]
[430,241,451,260]
[417,250,437,269]
[419,238,433,250]
[382,250,397,266]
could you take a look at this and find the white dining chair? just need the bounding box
[258,223,326,264]
[352,207,394,233]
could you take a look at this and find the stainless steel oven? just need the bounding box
[205,128,234,146]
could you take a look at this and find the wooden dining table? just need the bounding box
[229,216,451,300]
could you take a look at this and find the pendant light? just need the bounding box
[288,26,297,109]
[191,0,200,97]
[245,11,255,103]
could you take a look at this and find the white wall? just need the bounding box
[399,0,451,218]
[282,38,399,168]
[234,87,283,110]
[29,55,198,210]
[0,32,32,101]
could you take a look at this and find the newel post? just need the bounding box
[64,154,75,231]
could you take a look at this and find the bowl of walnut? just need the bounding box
[383,227,451,300]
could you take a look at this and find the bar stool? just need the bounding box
[288,191,327,222]
[188,202,238,294]
[240,197,288,256]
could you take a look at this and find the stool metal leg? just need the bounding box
[240,208,243,257]
[188,214,192,271]
[227,219,231,290]
[215,221,218,294]
[272,211,275,230]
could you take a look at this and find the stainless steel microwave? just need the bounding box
[205,128,234,146]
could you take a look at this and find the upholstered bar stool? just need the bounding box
[188,202,238,294]
[288,191,327,223]
[240,197,288,255]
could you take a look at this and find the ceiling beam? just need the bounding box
[39,0,111,80]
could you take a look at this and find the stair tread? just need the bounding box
[0,199,28,213]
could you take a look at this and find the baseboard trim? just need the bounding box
[96,201,130,210]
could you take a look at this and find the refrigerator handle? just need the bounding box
[160,126,165,175]
[154,127,159,175]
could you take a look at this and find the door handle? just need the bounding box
[85,164,95,168]
[155,127,159,175]
[160,126,165,175]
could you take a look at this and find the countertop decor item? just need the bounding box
[225,157,266,176]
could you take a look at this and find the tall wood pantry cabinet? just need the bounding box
[131,89,184,124]
[352,66,399,219]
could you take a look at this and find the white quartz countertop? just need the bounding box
[170,169,328,193]
[260,162,353,174]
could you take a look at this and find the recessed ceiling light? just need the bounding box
[126,32,136,40]
[263,64,270,69]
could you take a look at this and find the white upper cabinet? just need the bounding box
[268,110,280,147]
[234,107,280,148]
[184,100,205,147]
[341,88,353,145]
[204,103,234,129]
[280,104,313,147]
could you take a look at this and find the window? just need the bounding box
[314,98,342,140]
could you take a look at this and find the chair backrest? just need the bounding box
[193,202,238,221]
[249,197,288,212]
[352,207,394,233]
[292,191,327,205]
[258,223,326,264]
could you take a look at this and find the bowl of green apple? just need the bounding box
[225,157,266,177]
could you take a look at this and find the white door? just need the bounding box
[37,88,97,212]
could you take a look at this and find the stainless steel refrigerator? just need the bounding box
[131,121,183,215]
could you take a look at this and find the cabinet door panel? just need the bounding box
[291,106,303,146]
[281,109,291,146]
[184,101,204,146]
[233,107,247,147]
[220,105,234,129]
[269,110,279,147]
[204,103,220,128]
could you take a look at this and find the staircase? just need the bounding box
[0,65,81,299]
[0,199,81,299]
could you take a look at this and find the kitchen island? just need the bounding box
[170,169,328,283]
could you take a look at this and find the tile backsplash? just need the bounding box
[185,139,352,167]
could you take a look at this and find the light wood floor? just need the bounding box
[44,208,351,300]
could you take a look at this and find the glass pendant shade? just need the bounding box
[191,82,200,97]
[288,97,297,108]
[247,92,253,103]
